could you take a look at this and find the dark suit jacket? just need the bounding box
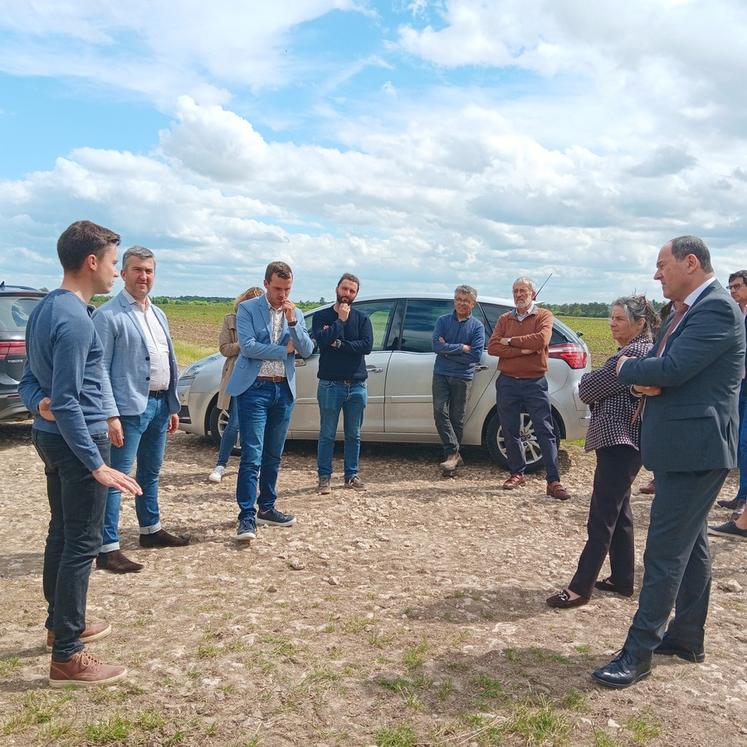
[618,281,745,472]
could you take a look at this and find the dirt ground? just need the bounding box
[1,422,746,747]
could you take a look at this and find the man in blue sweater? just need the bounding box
[312,273,373,494]
[20,220,141,687]
[431,285,485,472]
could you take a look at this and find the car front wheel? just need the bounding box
[484,410,560,473]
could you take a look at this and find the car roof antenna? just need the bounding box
[534,272,553,299]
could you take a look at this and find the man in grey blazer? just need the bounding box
[93,246,188,574]
[226,260,314,542]
[592,236,744,688]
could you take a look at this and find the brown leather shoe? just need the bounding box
[46,619,112,652]
[139,529,190,548]
[49,650,126,688]
[96,549,144,574]
[547,481,570,500]
[639,479,656,495]
[502,474,526,490]
[546,589,589,608]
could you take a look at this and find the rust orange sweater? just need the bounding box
[486,306,553,378]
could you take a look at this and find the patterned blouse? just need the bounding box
[578,333,653,452]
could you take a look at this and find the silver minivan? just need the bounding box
[177,293,590,471]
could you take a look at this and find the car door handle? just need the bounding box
[475,364,489,371]
[366,365,384,373]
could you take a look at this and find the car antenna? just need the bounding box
[534,272,553,299]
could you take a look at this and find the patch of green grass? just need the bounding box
[136,709,166,731]
[594,730,620,747]
[626,713,661,744]
[84,714,132,744]
[472,673,503,699]
[368,630,396,649]
[561,688,587,711]
[557,315,617,368]
[375,722,417,747]
[1,692,70,736]
[173,340,216,366]
[504,648,520,663]
[435,678,454,701]
[574,644,592,654]
[502,698,571,745]
[461,715,503,746]
[0,656,21,678]
[342,616,372,634]
[197,643,221,659]
[402,640,429,670]
[259,633,297,658]
[528,647,572,665]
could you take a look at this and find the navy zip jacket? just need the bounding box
[432,312,485,380]
[312,305,373,381]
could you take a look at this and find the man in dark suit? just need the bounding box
[592,236,745,688]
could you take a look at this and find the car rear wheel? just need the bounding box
[484,410,561,473]
[207,401,240,455]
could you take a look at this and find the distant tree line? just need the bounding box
[92,295,327,310]
[543,300,665,318]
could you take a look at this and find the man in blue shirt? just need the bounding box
[312,274,373,494]
[20,220,141,687]
[431,285,485,472]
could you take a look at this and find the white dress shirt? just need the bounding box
[122,288,171,391]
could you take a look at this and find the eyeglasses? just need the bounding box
[728,283,745,291]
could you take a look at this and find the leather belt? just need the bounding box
[148,390,168,399]
[256,375,287,383]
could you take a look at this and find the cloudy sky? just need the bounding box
[2,0,746,303]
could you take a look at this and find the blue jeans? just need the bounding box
[316,380,368,480]
[432,374,472,457]
[32,428,109,660]
[736,392,747,500]
[102,393,170,551]
[235,380,294,522]
[496,374,560,482]
[216,398,240,467]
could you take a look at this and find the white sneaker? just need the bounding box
[208,465,226,483]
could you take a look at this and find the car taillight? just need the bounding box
[0,341,26,360]
[549,343,587,369]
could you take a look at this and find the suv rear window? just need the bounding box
[0,296,42,334]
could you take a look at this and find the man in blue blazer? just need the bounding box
[227,261,314,541]
[592,236,745,688]
[93,246,188,574]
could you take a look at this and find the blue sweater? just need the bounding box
[19,289,115,471]
[312,306,373,381]
[432,312,485,380]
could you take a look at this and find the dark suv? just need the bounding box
[0,282,46,422]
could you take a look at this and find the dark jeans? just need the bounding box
[432,374,472,457]
[569,445,641,599]
[736,391,747,500]
[624,468,729,659]
[32,429,109,661]
[496,374,559,481]
[235,380,294,522]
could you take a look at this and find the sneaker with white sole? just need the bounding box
[256,508,296,526]
[49,650,126,688]
[208,465,226,483]
[236,518,257,541]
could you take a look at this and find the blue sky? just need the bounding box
[2,0,747,303]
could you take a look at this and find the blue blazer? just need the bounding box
[618,281,745,472]
[226,295,314,399]
[93,291,180,417]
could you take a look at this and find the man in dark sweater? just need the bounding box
[312,273,373,494]
[487,276,570,500]
[19,220,141,687]
[431,285,485,472]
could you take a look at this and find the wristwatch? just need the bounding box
[507,338,512,346]
[332,339,343,349]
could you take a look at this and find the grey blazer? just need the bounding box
[618,281,745,472]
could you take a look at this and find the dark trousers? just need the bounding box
[32,429,109,661]
[569,445,641,599]
[432,374,472,457]
[624,468,729,659]
[496,374,559,481]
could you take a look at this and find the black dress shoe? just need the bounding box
[139,529,190,548]
[546,589,589,609]
[592,649,651,689]
[717,497,746,510]
[654,637,705,663]
[594,577,634,597]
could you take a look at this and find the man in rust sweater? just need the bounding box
[487,277,570,500]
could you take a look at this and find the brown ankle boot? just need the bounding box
[96,550,144,574]
[46,619,112,651]
[49,650,126,687]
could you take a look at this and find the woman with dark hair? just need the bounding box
[208,286,264,483]
[547,295,659,608]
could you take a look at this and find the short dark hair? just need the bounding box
[669,235,713,273]
[728,270,747,286]
[57,220,120,271]
[264,261,293,283]
[337,272,360,290]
